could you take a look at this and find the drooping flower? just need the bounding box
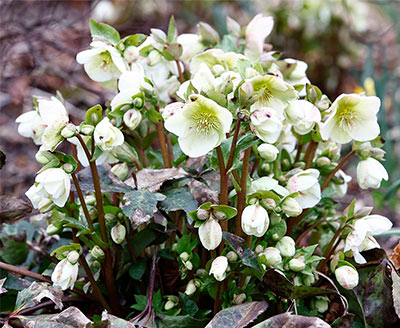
[76,40,128,82]
[250,106,284,144]
[259,247,282,267]
[281,197,302,217]
[276,236,296,257]
[357,157,388,189]
[177,33,206,62]
[258,143,279,162]
[320,93,381,144]
[287,169,321,209]
[241,204,269,237]
[94,117,124,151]
[344,215,392,264]
[15,110,44,145]
[51,251,79,290]
[209,256,229,281]
[164,95,233,157]
[244,14,274,61]
[198,217,222,251]
[285,100,321,135]
[277,59,310,94]
[335,266,359,290]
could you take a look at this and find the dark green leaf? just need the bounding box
[160,188,198,214]
[129,260,147,280]
[263,269,293,299]
[122,189,159,220]
[161,314,209,328]
[179,292,199,316]
[0,239,28,265]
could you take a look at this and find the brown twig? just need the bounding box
[321,149,355,191]
[156,121,171,168]
[236,147,251,238]
[304,140,318,169]
[295,219,327,246]
[71,172,94,232]
[213,282,223,315]
[175,59,184,84]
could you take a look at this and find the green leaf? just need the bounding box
[207,301,268,328]
[164,43,183,60]
[161,315,209,328]
[0,239,28,265]
[130,223,169,255]
[131,294,147,311]
[177,234,191,254]
[122,34,147,48]
[50,243,81,260]
[160,188,198,214]
[179,292,199,316]
[89,19,120,44]
[129,260,147,280]
[291,286,337,299]
[15,282,63,312]
[122,189,159,219]
[167,16,177,44]
[263,269,293,299]
[85,104,103,125]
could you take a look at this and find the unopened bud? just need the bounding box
[262,198,276,210]
[172,243,178,252]
[281,197,302,217]
[123,109,142,130]
[61,124,76,138]
[164,300,176,311]
[258,143,279,162]
[62,163,74,174]
[147,50,162,66]
[112,143,138,165]
[239,82,254,105]
[124,46,140,63]
[85,194,96,206]
[184,261,193,271]
[35,151,57,165]
[180,252,190,262]
[226,251,238,262]
[196,268,207,276]
[370,148,385,161]
[197,22,220,44]
[335,266,359,290]
[281,158,291,171]
[276,236,296,257]
[46,223,61,235]
[213,211,226,220]
[232,293,247,305]
[316,156,331,167]
[111,162,129,181]
[259,247,282,267]
[270,213,281,225]
[315,298,329,313]
[67,251,80,265]
[212,64,225,76]
[90,245,105,261]
[293,161,305,169]
[197,208,210,220]
[184,281,197,295]
[289,257,306,272]
[111,222,126,244]
[255,245,264,254]
[89,209,97,220]
[104,213,116,223]
[80,124,94,136]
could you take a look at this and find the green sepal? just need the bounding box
[85,104,103,126]
[89,19,120,45]
[50,243,81,260]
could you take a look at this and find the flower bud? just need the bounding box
[316,156,331,168]
[67,251,80,265]
[123,109,142,130]
[281,197,302,217]
[335,266,359,290]
[209,256,228,281]
[61,124,76,138]
[147,50,162,66]
[226,251,238,262]
[180,252,190,262]
[80,124,94,135]
[197,208,210,220]
[270,213,281,225]
[196,269,207,277]
[91,260,101,270]
[357,157,388,189]
[111,162,129,181]
[184,280,197,295]
[184,261,193,271]
[198,218,222,250]
[213,211,226,220]
[255,245,264,254]
[303,274,315,286]
[90,245,105,261]
[62,163,74,174]
[197,22,220,44]
[315,297,329,313]
[112,143,138,164]
[357,142,372,159]
[39,198,55,213]
[89,209,97,220]
[241,204,269,237]
[370,148,385,161]
[46,223,61,235]
[289,257,306,272]
[172,243,178,252]
[276,236,296,257]
[212,64,225,76]
[262,198,276,210]
[124,46,140,63]
[259,247,282,267]
[35,151,57,165]
[164,300,176,311]
[85,194,96,206]
[258,144,279,162]
[104,213,116,223]
[232,293,247,305]
[281,158,291,171]
[111,222,126,244]
[239,82,255,105]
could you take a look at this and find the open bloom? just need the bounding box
[164,95,233,157]
[15,110,44,145]
[250,106,283,143]
[244,14,274,61]
[287,169,321,208]
[241,204,269,237]
[76,40,128,82]
[209,256,229,281]
[177,33,206,62]
[344,215,392,264]
[277,59,310,87]
[94,117,124,151]
[335,266,359,290]
[285,100,321,135]
[357,157,388,189]
[320,93,380,144]
[198,217,222,251]
[51,251,79,290]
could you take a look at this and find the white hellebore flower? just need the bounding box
[286,100,321,135]
[15,110,44,145]
[344,215,392,264]
[357,157,388,189]
[320,93,381,144]
[26,168,71,208]
[241,204,269,237]
[244,14,274,61]
[76,40,128,82]
[198,217,222,251]
[250,107,283,144]
[260,247,282,267]
[177,33,206,62]
[94,117,124,151]
[277,59,310,87]
[209,256,229,281]
[335,266,359,290]
[164,95,233,157]
[276,236,296,257]
[287,169,321,209]
[258,143,279,162]
[51,251,79,290]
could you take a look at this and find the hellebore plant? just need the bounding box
[3,14,397,328]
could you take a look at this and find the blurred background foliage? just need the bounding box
[0,0,399,222]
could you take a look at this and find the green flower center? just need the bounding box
[99,52,113,71]
[337,107,356,129]
[192,112,220,134]
[262,87,273,102]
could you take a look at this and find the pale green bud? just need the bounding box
[164,300,176,311]
[62,163,74,174]
[196,269,207,276]
[197,208,210,220]
[226,251,238,262]
[212,64,225,76]
[35,151,57,165]
[180,252,190,262]
[124,46,140,63]
[262,198,276,210]
[259,247,282,267]
[281,197,302,217]
[239,82,255,105]
[85,194,96,206]
[258,144,279,162]
[89,209,97,220]
[184,280,197,295]
[123,109,142,130]
[370,148,385,161]
[255,245,264,254]
[104,213,116,223]
[90,245,105,261]
[335,266,359,290]
[303,274,315,286]
[197,22,220,44]
[61,124,76,138]
[184,261,193,271]
[67,251,80,265]
[39,198,55,213]
[315,298,329,313]
[213,211,226,220]
[111,162,129,181]
[293,161,305,169]
[270,213,281,225]
[111,222,126,244]
[172,243,178,252]
[316,156,331,167]
[276,236,296,257]
[80,124,94,136]
[46,223,61,235]
[147,50,162,66]
[289,257,306,272]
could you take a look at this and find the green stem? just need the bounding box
[72,172,95,232]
